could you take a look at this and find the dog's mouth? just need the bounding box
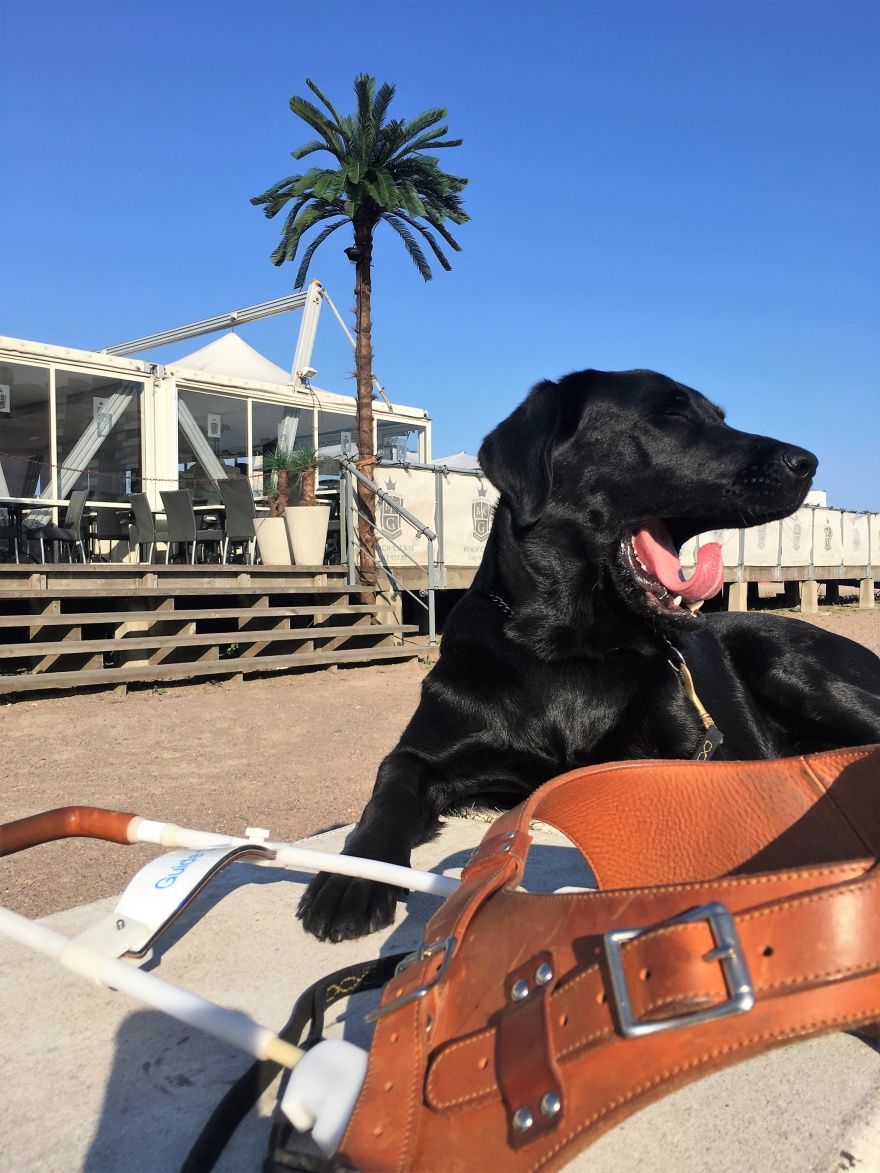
[618,519,724,624]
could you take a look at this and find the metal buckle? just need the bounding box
[604,902,755,1038]
[364,936,456,1024]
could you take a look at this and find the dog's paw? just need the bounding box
[297,871,401,942]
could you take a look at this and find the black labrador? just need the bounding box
[299,368,880,941]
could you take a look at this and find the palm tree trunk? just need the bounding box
[353,215,378,594]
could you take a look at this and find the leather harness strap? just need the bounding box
[338,746,880,1173]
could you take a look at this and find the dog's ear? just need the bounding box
[478,379,563,527]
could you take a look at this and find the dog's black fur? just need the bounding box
[299,369,880,941]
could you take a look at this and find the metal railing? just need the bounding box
[336,453,439,645]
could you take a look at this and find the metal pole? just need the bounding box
[345,473,357,587]
[434,468,446,589]
[101,291,310,356]
[426,537,437,646]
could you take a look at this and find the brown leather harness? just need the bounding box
[337,746,880,1171]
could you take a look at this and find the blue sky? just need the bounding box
[1,0,878,508]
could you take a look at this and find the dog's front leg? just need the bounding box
[297,751,443,942]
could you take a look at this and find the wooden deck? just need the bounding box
[0,563,420,694]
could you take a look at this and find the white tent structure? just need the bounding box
[433,451,481,470]
[0,284,432,509]
[171,333,294,386]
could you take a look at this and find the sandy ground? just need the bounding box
[2,606,878,919]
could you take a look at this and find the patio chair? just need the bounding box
[216,476,257,564]
[29,489,92,562]
[160,490,223,564]
[93,507,135,562]
[0,507,19,563]
[127,493,169,564]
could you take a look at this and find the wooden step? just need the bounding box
[0,624,418,659]
[0,643,422,693]
[0,584,362,600]
[0,605,381,628]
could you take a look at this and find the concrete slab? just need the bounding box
[1,817,879,1172]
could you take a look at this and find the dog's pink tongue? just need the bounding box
[632,520,724,602]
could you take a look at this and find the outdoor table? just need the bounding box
[0,497,131,562]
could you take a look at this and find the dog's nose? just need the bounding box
[781,446,818,481]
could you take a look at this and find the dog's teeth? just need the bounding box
[672,595,682,607]
[685,599,705,612]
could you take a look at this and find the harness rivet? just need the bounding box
[504,830,516,840]
[540,1092,562,1118]
[512,1106,534,1132]
[500,843,511,853]
[510,978,530,1001]
[535,962,554,986]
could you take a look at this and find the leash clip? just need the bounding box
[666,643,724,759]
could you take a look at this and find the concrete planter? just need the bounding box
[254,516,292,565]
[285,505,331,566]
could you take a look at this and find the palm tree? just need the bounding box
[252,74,468,590]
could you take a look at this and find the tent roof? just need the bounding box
[433,451,481,470]
[170,332,293,385]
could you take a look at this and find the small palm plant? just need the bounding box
[263,444,322,516]
[287,444,322,507]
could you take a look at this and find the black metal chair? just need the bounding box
[127,493,169,563]
[29,489,92,562]
[0,507,19,563]
[92,507,135,562]
[216,477,257,564]
[160,490,223,564]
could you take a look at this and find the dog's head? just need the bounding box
[478,369,817,631]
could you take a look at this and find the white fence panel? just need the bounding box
[843,512,871,566]
[743,520,783,568]
[373,465,435,567]
[813,508,844,565]
[780,509,813,567]
[441,474,498,567]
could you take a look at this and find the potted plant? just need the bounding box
[283,444,332,565]
[253,446,300,564]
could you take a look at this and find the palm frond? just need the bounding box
[391,133,463,160]
[396,211,457,268]
[289,95,344,157]
[353,74,377,158]
[397,108,448,146]
[372,81,396,128]
[311,169,345,200]
[383,215,433,280]
[370,168,399,209]
[422,209,465,248]
[294,218,348,287]
[278,193,317,239]
[251,172,300,212]
[270,204,341,266]
[305,77,344,127]
[399,179,427,218]
[291,139,331,161]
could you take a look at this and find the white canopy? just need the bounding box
[170,332,293,385]
[433,451,481,470]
